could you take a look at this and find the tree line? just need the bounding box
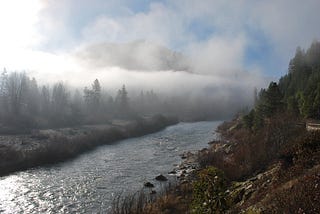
[0,69,227,132]
[0,70,164,130]
[243,40,320,130]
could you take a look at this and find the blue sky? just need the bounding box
[0,0,320,84]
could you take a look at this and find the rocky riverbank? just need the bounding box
[0,115,178,177]
[166,116,320,213]
[114,115,320,213]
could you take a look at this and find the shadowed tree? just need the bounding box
[91,79,101,106]
[25,77,40,116]
[84,79,102,112]
[6,72,28,115]
[264,82,284,117]
[0,69,9,119]
[40,86,50,119]
[115,85,129,116]
[51,82,70,125]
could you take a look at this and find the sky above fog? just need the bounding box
[0,0,319,94]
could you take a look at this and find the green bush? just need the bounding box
[191,166,229,214]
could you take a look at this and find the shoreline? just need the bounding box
[141,126,225,194]
[0,115,178,177]
[136,115,320,213]
[111,125,227,213]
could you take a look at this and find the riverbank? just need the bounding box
[0,115,178,177]
[112,114,320,213]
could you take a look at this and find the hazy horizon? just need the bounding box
[1,0,320,118]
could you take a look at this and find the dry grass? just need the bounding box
[0,115,178,176]
[111,182,193,214]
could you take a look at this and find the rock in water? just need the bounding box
[155,174,168,181]
[144,182,154,188]
[168,170,177,174]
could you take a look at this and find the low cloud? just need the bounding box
[2,0,318,116]
[186,35,247,76]
[36,0,320,75]
[75,40,189,71]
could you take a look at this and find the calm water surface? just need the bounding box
[0,121,221,213]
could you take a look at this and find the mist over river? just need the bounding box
[0,121,221,213]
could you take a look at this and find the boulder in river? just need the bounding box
[180,154,187,159]
[168,170,177,174]
[144,182,154,188]
[155,174,168,181]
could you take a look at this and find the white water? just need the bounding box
[0,121,221,213]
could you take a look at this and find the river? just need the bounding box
[0,121,221,213]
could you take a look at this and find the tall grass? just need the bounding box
[111,181,191,214]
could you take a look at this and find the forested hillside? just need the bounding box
[279,41,320,119]
[195,40,320,213]
[243,40,320,131]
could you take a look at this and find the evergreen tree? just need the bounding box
[288,47,305,74]
[83,79,102,113]
[264,82,283,116]
[92,79,101,106]
[120,85,129,110]
[115,85,129,115]
[248,40,320,126]
[287,96,299,115]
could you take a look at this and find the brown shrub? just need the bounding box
[268,172,320,213]
[201,114,305,181]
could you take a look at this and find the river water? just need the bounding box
[0,121,221,213]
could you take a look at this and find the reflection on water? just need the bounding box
[0,121,220,213]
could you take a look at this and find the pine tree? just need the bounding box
[264,82,283,116]
[92,79,101,106]
[120,85,128,110]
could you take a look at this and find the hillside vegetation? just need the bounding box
[192,40,320,213]
[244,40,320,132]
[112,41,320,213]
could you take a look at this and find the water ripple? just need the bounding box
[0,121,220,213]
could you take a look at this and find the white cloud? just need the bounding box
[82,17,124,43]
[186,35,247,75]
[1,0,319,108]
[81,2,186,47]
[74,0,320,76]
[252,0,320,59]
[74,40,189,71]
[0,0,43,49]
